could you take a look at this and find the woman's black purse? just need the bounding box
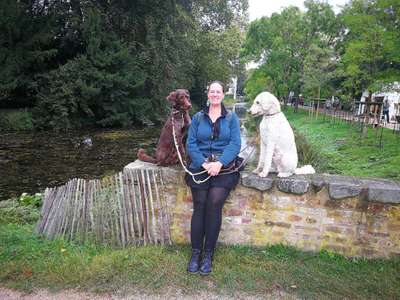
[234,156,245,171]
[224,156,245,172]
[207,155,245,172]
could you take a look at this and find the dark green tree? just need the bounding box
[0,0,58,107]
[34,8,147,130]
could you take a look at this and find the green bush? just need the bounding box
[0,199,40,225]
[294,130,327,170]
[0,109,34,132]
[0,193,42,225]
[18,193,42,208]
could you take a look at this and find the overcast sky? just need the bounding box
[248,0,350,21]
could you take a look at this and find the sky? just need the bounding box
[248,0,350,21]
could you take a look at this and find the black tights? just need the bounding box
[190,187,230,251]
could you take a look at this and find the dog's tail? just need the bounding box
[137,149,157,164]
[294,165,316,175]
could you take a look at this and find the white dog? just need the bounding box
[249,91,315,178]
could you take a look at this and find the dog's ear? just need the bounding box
[259,93,271,111]
[261,93,280,113]
[167,91,177,103]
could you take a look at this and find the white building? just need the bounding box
[357,83,400,122]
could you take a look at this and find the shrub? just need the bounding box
[0,109,34,132]
[0,198,40,225]
[18,193,42,208]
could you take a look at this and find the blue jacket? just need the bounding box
[187,104,241,169]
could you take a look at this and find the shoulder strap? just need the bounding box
[226,110,233,128]
[194,111,204,123]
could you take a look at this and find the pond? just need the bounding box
[0,118,258,202]
[0,128,159,201]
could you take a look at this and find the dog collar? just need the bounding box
[264,111,281,116]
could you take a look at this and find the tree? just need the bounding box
[0,0,58,107]
[337,0,400,97]
[302,44,335,99]
[34,8,148,130]
[1,0,250,129]
[241,1,339,100]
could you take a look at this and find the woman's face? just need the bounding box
[207,82,224,106]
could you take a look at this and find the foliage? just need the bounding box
[337,0,400,97]
[0,109,33,132]
[0,199,40,225]
[34,9,148,130]
[243,66,273,102]
[189,0,248,107]
[293,129,327,170]
[0,0,58,106]
[18,193,42,208]
[241,2,340,100]
[242,0,399,103]
[302,43,336,98]
[1,224,399,298]
[0,0,249,129]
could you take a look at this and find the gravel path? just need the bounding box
[0,286,296,299]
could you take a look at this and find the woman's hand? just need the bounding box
[203,161,223,176]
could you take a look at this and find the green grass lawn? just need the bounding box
[1,223,400,299]
[283,108,400,181]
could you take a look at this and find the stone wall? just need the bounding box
[126,161,400,258]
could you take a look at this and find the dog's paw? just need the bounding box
[252,168,261,174]
[258,171,269,177]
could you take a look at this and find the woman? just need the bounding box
[185,81,241,275]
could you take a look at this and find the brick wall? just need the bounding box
[126,161,400,258]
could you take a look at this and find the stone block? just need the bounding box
[365,179,400,204]
[241,172,273,191]
[277,178,309,194]
[311,174,326,191]
[328,183,363,200]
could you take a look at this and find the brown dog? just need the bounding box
[137,89,192,166]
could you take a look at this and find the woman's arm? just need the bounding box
[186,112,207,169]
[218,112,241,167]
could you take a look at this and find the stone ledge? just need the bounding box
[239,172,400,203]
[126,161,400,204]
[241,173,273,191]
[124,160,182,185]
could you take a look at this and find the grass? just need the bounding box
[282,108,400,180]
[0,223,400,298]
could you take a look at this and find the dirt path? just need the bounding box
[0,286,296,300]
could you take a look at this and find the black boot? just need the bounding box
[199,250,213,275]
[187,249,202,274]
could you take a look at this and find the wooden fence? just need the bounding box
[36,168,172,247]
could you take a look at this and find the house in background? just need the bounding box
[357,83,400,122]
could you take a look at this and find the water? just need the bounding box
[239,125,258,169]
[232,102,248,119]
[0,118,257,201]
[0,128,159,201]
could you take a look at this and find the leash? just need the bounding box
[171,112,255,184]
